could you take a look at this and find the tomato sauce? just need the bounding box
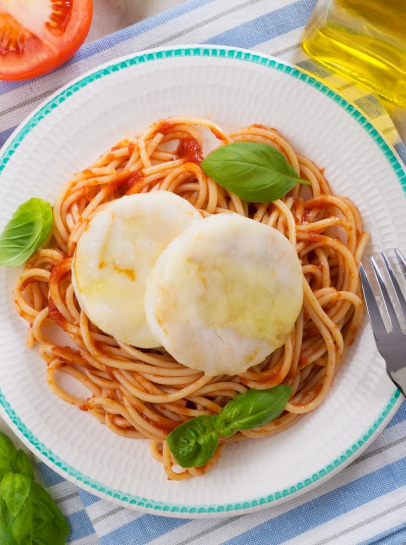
[178,137,203,165]
[209,126,228,143]
[125,171,145,195]
[48,297,67,329]
[107,169,144,194]
[305,195,331,211]
[156,120,175,133]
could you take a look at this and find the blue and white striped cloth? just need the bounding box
[1,1,406,543]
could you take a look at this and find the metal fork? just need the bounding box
[359,249,406,397]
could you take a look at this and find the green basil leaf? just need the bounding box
[0,522,18,545]
[167,415,220,468]
[1,496,32,545]
[1,471,32,517]
[30,482,69,545]
[0,433,17,479]
[217,385,292,437]
[31,498,53,533]
[0,433,69,545]
[0,198,53,267]
[12,450,34,480]
[201,142,311,203]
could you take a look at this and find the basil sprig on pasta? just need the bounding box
[201,141,310,202]
[0,431,69,545]
[167,385,292,468]
[0,198,53,267]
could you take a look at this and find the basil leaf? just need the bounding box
[1,471,32,517]
[0,198,53,267]
[31,499,53,533]
[218,385,292,437]
[12,450,34,480]
[1,496,32,545]
[0,432,17,478]
[201,142,311,202]
[167,415,220,468]
[167,386,293,467]
[30,481,69,545]
[0,433,69,544]
[0,522,18,545]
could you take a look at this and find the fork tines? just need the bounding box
[360,249,406,396]
[360,249,406,338]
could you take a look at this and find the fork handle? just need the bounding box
[386,362,406,397]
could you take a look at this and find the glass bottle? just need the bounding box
[301,0,406,107]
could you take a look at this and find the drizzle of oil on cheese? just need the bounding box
[72,192,202,348]
[145,213,303,375]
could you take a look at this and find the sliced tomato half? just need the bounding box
[0,0,93,81]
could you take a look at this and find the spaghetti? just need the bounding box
[13,117,368,480]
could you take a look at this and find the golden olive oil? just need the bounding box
[301,0,406,106]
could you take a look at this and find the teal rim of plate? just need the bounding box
[0,46,405,515]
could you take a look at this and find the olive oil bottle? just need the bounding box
[301,0,406,106]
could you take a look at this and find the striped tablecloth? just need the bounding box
[1,1,406,544]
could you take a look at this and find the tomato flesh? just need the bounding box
[0,0,92,80]
[0,12,29,55]
[47,0,73,34]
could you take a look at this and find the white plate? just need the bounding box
[0,46,404,518]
